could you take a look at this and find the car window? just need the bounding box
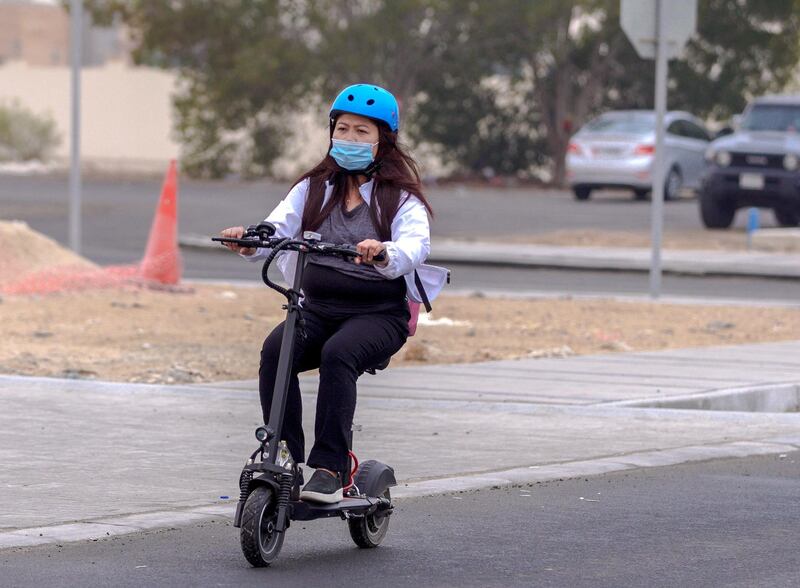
[683,121,710,141]
[583,114,655,134]
[741,104,800,132]
[666,120,685,137]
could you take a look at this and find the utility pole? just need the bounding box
[69,0,83,254]
[621,0,697,299]
[649,0,668,298]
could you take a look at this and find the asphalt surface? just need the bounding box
[436,262,800,302]
[0,173,779,262]
[3,451,798,588]
[187,251,800,303]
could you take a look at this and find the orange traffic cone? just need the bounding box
[139,160,182,284]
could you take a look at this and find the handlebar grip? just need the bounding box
[338,244,385,263]
[212,236,260,247]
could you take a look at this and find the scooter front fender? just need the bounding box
[353,459,396,498]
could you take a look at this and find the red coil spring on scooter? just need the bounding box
[343,450,359,492]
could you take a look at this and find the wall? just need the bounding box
[0,60,180,173]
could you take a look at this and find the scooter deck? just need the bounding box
[290,496,383,521]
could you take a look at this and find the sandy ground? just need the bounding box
[1,284,799,384]
[1,219,798,385]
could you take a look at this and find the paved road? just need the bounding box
[3,451,797,588]
[0,173,775,259]
[187,251,800,304]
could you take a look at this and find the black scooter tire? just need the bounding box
[348,488,391,548]
[240,486,285,566]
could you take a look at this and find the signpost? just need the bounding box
[69,0,83,254]
[620,0,696,298]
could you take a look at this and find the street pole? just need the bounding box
[649,0,667,299]
[69,0,82,254]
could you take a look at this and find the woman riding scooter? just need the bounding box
[220,83,447,504]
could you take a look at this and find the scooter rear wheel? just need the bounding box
[348,488,391,548]
[240,486,285,566]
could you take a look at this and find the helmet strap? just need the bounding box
[362,159,382,179]
[332,159,382,180]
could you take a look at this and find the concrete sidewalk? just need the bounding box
[2,340,799,548]
[180,233,800,278]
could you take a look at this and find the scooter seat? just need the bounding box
[364,358,390,375]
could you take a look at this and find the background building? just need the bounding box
[0,0,130,67]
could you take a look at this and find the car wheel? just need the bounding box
[774,207,800,227]
[664,167,682,201]
[573,186,591,201]
[699,190,735,229]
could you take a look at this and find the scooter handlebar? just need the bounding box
[211,236,385,262]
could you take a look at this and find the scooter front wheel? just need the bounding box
[240,486,285,566]
[348,488,391,548]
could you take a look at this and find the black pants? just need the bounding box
[258,264,409,474]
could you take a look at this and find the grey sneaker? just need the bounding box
[299,469,343,504]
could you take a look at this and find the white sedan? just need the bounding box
[566,110,711,201]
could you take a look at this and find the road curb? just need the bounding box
[2,438,797,551]
[184,278,800,308]
[0,505,233,550]
[180,233,800,279]
[392,437,800,498]
[428,240,800,278]
[605,382,800,412]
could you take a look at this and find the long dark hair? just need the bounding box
[294,120,433,242]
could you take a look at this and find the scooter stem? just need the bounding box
[265,247,308,465]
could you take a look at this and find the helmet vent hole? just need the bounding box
[366,99,375,105]
[347,94,354,101]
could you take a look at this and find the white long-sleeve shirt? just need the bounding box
[242,178,448,303]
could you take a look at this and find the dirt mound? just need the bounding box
[0,220,98,286]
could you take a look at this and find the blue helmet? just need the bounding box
[329,84,400,132]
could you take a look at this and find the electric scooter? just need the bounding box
[212,222,397,567]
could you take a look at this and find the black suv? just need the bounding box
[699,95,800,228]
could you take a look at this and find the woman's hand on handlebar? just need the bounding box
[355,239,388,267]
[219,226,257,256]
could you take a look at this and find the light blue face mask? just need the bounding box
[329,138,378,171]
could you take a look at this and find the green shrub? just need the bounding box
[0,102,61,162]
